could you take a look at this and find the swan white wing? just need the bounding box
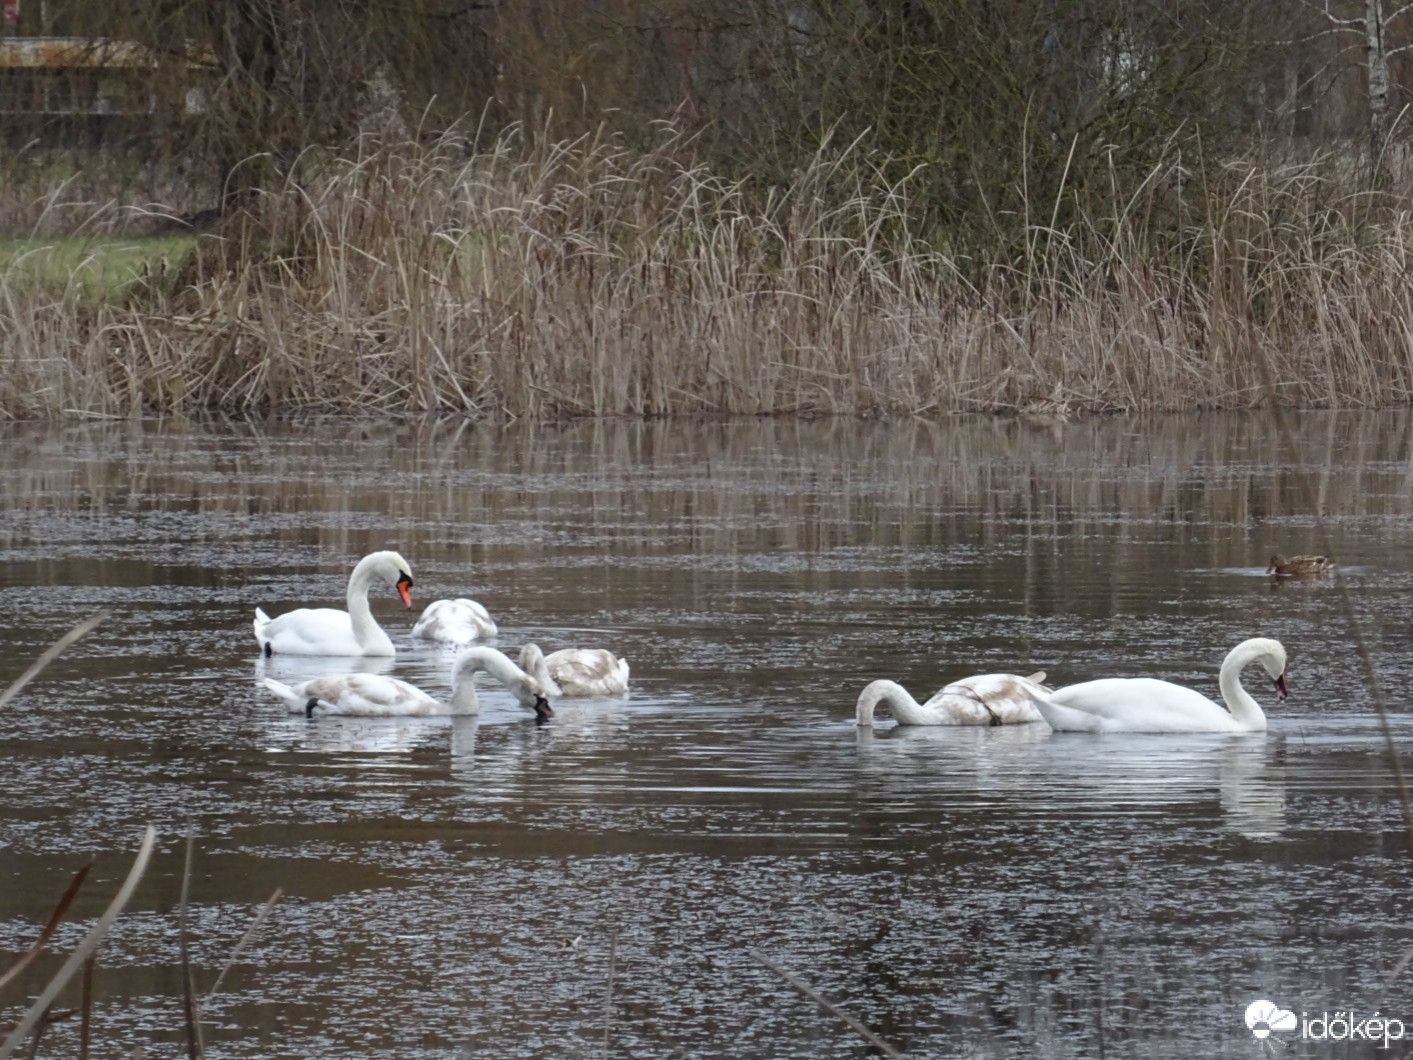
[256,607,391,657]
[1039,677,1240,733]
[544,649,630,697]
[412,598,498,643]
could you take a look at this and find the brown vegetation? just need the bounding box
[3,127,1413,418]
[2,2,1413,418]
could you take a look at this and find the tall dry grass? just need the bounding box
[3,127,1413,418]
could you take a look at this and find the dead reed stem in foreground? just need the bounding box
[3,130,1413,419]
[750,949,905,1057]
[0,828,157,1060]
[0,612,107,709]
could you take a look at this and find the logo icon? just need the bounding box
[1246,1000,1298,1049]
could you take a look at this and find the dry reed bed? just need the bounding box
[3,130,1413,418]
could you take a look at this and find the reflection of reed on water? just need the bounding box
[3,410,1409,539]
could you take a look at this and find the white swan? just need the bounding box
[519,643,630,697]
[254,551,414,657]
[1025,637,1288,733]
[411,598,498,644]
[855,672,1050,727]
[260,645,552,719]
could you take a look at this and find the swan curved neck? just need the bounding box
[519,645,562,697]
[856,680,920,726]
[459,648,537,707]
[346,556,384,646]
[448,671,482,713]
[1218,642,1267,727]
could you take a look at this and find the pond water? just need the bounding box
[1,412,1412,1059]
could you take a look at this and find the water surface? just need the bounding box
[1,412,1412,1058]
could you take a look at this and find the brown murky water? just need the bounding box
[2,413,1412,1058]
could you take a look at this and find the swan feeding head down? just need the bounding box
[253,550,414,657]
[518,643,630,698]
[855,671,1050,727]
[261,645,553,720]
[1026,637,1288,734]
[411,597,498,644]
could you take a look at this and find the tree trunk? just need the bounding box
[1367,0,1391,185]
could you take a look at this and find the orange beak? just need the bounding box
[397,576,413,608]
[1273,672,1288,701]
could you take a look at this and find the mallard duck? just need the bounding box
[1266,554,1334,577]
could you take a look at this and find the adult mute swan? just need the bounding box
[855,672,1050,727]
[1266,554,1334,576]
[261,646,552,719]
[253,551,414,657]
[1026,637,1288,733]
[411,598,498,644]
[519,643,630,697]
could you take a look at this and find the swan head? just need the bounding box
[455,645,553,714]
[359,550,415,607]
[1235,637,1288,700]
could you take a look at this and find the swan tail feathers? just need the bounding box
[1026,671,1046,685]
[1022,685,1107,733]
[253,607,271,648]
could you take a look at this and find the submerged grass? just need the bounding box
[3,128,1413,418]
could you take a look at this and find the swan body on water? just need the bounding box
[1266,554,1334,576]
[261,645,552,719]
[1026,637,1288,733]
[519,643,630,697]
[855,672,1050,727]
[254,551,414,657]
[412,598,498,644]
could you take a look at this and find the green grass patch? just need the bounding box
[0,234,196,303]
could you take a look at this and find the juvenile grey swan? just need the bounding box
[411,597,498,644]
[519,643,630,697]
[261,645,552,720]
[855,672,1050,727]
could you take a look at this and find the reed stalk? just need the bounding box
[3,130,1413,418]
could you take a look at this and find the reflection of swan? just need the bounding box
[1027,638,1288,733]
[256,652,396,685]
[254,551,414,657]
[854,723,1287,836]
[263,715,451,755]
[855,672,1049,727]
[412,598,497,644]
[1219,738,1287,839]
[519,643,630,697]
[1266,553,1334,576]
[260,646,551,719]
